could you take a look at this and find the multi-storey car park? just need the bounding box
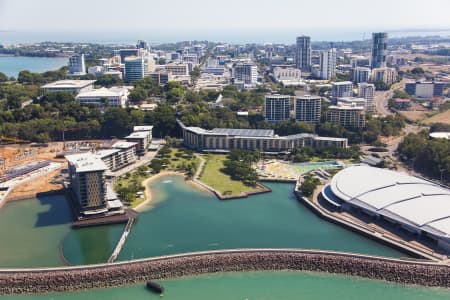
[321,165,450,253]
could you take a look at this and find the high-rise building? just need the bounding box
[295,95,321,124]
[326,103,366,128]
[296,36,311,71]
[124,56,144,82]
[358,83,375,113]
[119,49,140,64]
[65,153,108,214]
[136,40,149,50]
[68,54,86,75]
[318,49,336,80]
[353,67,371,83]
[264,95,291,122]
[232,63,258,85]
[331,81,353,103]
[371,32,388,69]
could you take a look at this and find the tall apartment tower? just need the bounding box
[232,63,258,85]
[296,36,311,71]
[371,32,388,69]
[319,48,337,80]
[358,83,375,113]
[331,81,353,104]
[295,95,322,124]
[65,153,107,214]
[124,56,145,82]
[264,95,291,123]
[68,54,86,75]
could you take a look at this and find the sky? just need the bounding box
[1,0,450,43]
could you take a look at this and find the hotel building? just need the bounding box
[178,120,347,154]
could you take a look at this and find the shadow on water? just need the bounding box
[34,194,73,227]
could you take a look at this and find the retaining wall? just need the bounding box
[0,249,449,295]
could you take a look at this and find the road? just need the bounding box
[374,89,394,116]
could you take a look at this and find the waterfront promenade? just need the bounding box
[0,248,449,294]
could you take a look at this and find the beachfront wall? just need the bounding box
[0,249,449,294]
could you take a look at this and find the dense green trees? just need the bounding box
[300,175,321,197]
[95,75,123,87]
[0,72,7,82]
[223,150,260,186]
[398,132,450,182]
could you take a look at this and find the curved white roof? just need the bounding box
[330,166,450,239]
[430,132,450,140]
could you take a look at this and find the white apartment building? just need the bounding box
[318,49,336,80]
[326,103,366,128]
[331,81,353,103]
[273,67,302,82]
[372,67,397,85]
[358,83,375,113]
[75,86,133,108]
[232,63,258,85]
[295,95,321,124]
[264,95,291,123]
[353,67,371,83]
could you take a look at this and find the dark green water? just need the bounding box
[1,271,449,300]
[62,175,407,265]
[0,196,72,267]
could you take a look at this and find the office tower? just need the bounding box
[232,63,258,85]
[136,40,149,50]
[264,95,291,122]
[353,67,371,83]
[68,54,86,75]
[119,49,139,64]
[124,56,144,82]
[295,95,322,124]
[358,83,375,113]
[296,36,311,71]
[331,81,353,103]
[371,32,388,68]
[319,48,336,80]
[326,103,366,128]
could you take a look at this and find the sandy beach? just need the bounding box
[135,171,214,211]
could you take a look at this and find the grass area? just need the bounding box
[199,154,260,196]
[422,109,450,125]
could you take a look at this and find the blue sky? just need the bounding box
[1,0,450,43]
[1,0,450,31]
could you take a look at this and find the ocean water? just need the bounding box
[0,56,68,78]
[1,271,449,300]
[62,175,407,265]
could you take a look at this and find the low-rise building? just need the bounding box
[125,126,153,155]
[392,98,412,110]
[164,62,190,76]
[75,86,133,108]
[178,120,347,153]
[405,81,446,98]
[337,97,367,109]
[272,67,302,83]
[40,80,96,95]
[96,141,138,171]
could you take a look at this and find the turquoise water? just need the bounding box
[1,271,449,300]
[62,175,406,265]
[0,196,72,267]
[0,56,68,78]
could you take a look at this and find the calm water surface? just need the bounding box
[0,56,67,78]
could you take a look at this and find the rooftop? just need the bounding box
[133,126,153,132]
[330,166,450,239]
[126,131,150,139]
[41,80,96,89]
[209,128,274,137]
[112,141,138,149]
[65,152,107,173]
[430,132,450,140]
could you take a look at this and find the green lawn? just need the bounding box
[199,154,259,196]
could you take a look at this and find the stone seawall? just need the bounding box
[0,249,449,295]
